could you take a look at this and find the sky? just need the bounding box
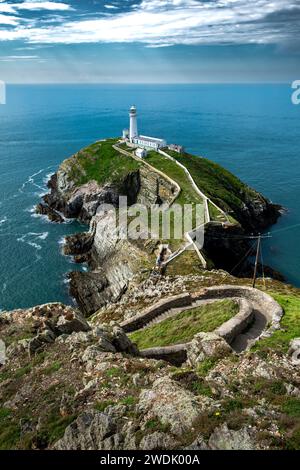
[0,0,299,83]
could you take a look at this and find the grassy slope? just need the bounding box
[167,149,263,221]
[145,150,206,246]
[67,139,141,187]
[146,151,204,207]
[254,293,300,353]
[129,299,238,349]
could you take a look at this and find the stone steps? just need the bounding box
[141,299,218,330]
[230,310,267,353]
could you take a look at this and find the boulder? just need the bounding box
[112,326,139,355]
[6,339,30,359]
[98,337,117,353]
[186,332,232,367]
[28,329,56,354]
[82,345,107,363]
[208,423,256,450]
[140,432,177,450]
[184,436,209,450]
[288,338,300,364]
[56,311,90,336]
[53,411,117,450]
[138,376,203,436]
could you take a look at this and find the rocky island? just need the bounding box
[1,136,300,451]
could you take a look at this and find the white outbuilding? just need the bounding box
[135,148,148,159]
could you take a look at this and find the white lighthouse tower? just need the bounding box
[129,105,138,142]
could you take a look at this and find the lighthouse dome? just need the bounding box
[130,105,137,114]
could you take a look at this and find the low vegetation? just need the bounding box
[254,293,300,353]
[146,150,204,208]
[68,139,141,187]
[129,299,238,349]
[166,149,260,223]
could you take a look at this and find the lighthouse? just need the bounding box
[129,105,138,142]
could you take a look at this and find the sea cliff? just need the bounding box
[38,139,282,314]
[2,138,299,452]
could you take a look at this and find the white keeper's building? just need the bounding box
[123,106,167,151]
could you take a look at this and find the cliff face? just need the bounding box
[43,171,141,224]
[67,211,155,316]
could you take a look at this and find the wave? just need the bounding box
[43,172,54,186]
[19,168,46,194]
[58,236,66,246]
[17,231,49,251]
[0,216,7,226]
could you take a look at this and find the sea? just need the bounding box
[0,84,299,311]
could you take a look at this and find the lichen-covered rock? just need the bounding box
[184,436,210,450]
[53,412,117,450]
[140,432,177,450]
[55,310,90,335]
[288,338,300,364]
[208,423,257,450]
[138,376,203,436]
[186,332,232,367]
[28,329,56,354]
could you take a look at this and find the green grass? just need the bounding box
[129,299,238,349]
[0,408,20,450]
[145,418,171,433]
[146,151,204,207]
[254,293,300,353]
[94,400,116,412]
[42,361,62,376]
[144,150,206,248]
[196,358,218,377]
[37,413,76,446]
[166,149,262,223]
[69,139,141,187]
[282,398,300,418]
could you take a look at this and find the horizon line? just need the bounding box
[4,81,292,86]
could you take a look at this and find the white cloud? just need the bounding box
[16,1,73,11]
[0,1,72,14]
[0,13,19,25]
[0,0,298,46]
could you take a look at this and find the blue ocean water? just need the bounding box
[0,84,299,310]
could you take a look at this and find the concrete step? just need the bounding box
[141,298,220,330]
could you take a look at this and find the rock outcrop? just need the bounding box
[186,332,233,367]
[138,376,204,436]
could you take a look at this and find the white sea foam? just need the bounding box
[17,232,48,251]
[43,172,54,185]
[37,232,48,240]
[58,236,66,245]
[63,276,71,285]
[25,205,36,214]
[35,191,48,198]
[0,216,7,226]
[19,168,46,194]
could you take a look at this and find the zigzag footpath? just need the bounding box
[114,142,231,268]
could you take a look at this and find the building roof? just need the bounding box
[136,135,166,144]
